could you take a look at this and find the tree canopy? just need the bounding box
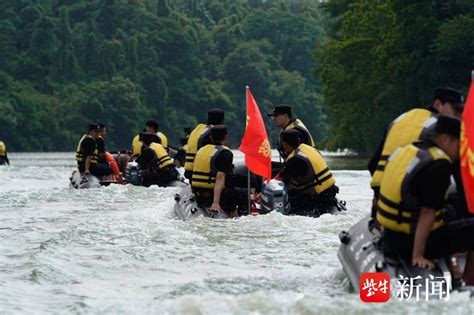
[0,0,328,151]
[318,0,474,153]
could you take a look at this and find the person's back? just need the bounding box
[191,125,245,216]
[279,130,338,216]
[136,132,177,187]
[370,108,437,194]
[368,87,465,218]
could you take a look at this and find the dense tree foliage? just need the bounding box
[318,0,474,153]
[0,0,328,151]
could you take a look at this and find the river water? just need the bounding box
[0,152,472,314]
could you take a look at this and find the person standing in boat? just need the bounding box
[191,125,247,216]
[369,87,465,217]
[76,123,113,177]
[278,129,339,216]
[376,115,474,285]
[131,120,169,157]
[184,108,225,181]
[267,105,315,158]
[135,132,178,187]
[0,140,10,165]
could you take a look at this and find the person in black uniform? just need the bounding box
[279,129,340,216]
[267,105,315,156]
[135,132,179,187]
[76,123,113,177]
[191,125,248,216]
[377,116,474,285]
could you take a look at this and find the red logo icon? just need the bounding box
[360,272,391,302]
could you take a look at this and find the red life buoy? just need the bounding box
[104,152,120,175]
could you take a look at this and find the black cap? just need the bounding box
[207,108,225,125]
[433,87,464,111]
[210,125,227,142]
[435,115,461,139]
[280,129,300,147]
[145,120,159,131]
[89,123,101,131]
[268,105,292,117]
[139,132,161,144]
[98,123,106,129]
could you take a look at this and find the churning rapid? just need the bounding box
[0,153,472,314]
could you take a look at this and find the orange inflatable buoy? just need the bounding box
[104,152,120,175]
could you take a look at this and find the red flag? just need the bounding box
[461,72,474,213]
[239,87,272,180]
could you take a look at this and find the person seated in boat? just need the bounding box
[131,120,168,157]
[267,105,316,159]
[369,87,464,218]
[376,115,474,285]
[184,108,225,181]
[135,132,179,187]
[191,125,247,216]
[278,129,339,216]
[0,140,10,165]
[76,123,113,177]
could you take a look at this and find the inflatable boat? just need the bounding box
[338,215,474,297]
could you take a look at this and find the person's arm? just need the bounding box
[85,156,92,174]
[211,171,226,212]
[412,207,436,269]
[368,131,387,175]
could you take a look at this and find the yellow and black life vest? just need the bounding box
[132,132,169,156]
[284,143,335,194]
[157,132,168,150]
[0,141,6,157]
[376,144,451,235]
[148,142,173,170]
[185,124,212,172]
[191,144,231,190]
[75,135,99,164]
[131,134,141,156]
[371,108,437,190]
[282,119,316,147]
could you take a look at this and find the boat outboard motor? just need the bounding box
[260,179,290,214]
[125,161,142,185]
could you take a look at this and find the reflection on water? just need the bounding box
[0,153,472,314]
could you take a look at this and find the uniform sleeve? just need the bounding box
[281,158,308,183]
[411,160,452,209]
[82,137,96,156]
[215,150,233,174]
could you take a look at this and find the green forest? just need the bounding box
[0,0,473,153]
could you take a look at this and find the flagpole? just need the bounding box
[246,86,251,214]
